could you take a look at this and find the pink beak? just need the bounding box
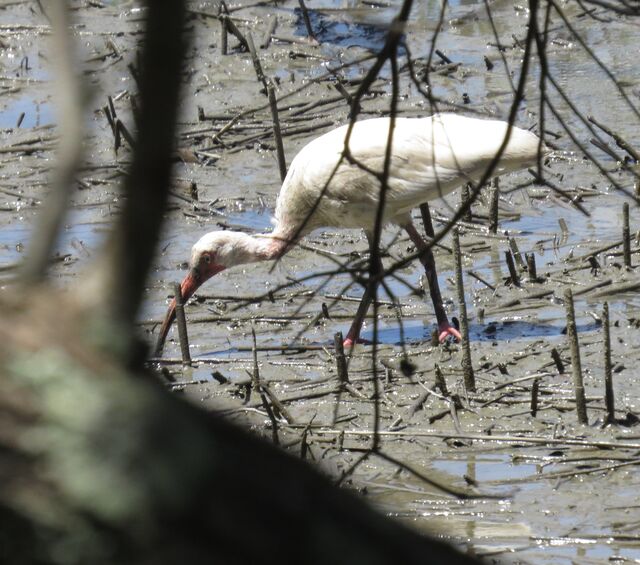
[154,262,226,357]
[154,268,202,357]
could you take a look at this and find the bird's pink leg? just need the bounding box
[343,284,375,349]
[405,215,462,343]
[343,232,380,349]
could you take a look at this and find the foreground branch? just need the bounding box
[0,291,481,565]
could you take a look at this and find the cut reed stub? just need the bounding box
[602,302,615,425]
[623,202,632,268]
[453,228,475,392]
[173,282,192,366]
[564,288,588,424]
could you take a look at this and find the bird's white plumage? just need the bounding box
[160,113,546,352]
[274,113,541,239]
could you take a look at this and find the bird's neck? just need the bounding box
[246,232,291,262]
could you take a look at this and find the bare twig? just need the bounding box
[564,288,588,424]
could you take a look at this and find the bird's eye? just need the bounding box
[203,254,211,264]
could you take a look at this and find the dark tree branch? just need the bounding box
[96,0,189,356]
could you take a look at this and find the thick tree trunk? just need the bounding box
[0,291,480,565]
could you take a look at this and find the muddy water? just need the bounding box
[2,1,640,562]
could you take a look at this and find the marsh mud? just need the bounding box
[2,1,640,562]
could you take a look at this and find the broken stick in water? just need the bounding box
[453,228,475,392]
[602,302,615,425]
[173,282,192,366]
[564,288,588,424]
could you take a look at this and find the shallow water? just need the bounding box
[0,208,111,270]
[0,96,54,129]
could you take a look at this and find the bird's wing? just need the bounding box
[275,115,540,232]
[309,118,485,216]
[321,115,540,215]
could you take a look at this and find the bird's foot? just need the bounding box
[343,336,373,349]
[438,322,462,343]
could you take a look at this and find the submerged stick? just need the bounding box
[602,302,615,424]
[453,228,475,392]
[267,83,287,182]
[173,282,192,365]
[623,202,632,268]
[564,288,588,424]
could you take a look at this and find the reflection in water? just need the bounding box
[295,8,405,54]
[465,456,477,543]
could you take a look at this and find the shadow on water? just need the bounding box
[470,319,600,341]
[193,318,599,361]
[356,318,600,345]
[295,8,406,55]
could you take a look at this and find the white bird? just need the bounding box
[156,113,543,354]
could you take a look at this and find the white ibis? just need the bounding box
[156,113,543,354]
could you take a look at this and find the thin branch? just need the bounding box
[96,1,190,357]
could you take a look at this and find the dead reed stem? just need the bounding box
[564,287,588,424]
[453,228,475,392]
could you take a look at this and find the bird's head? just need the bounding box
[154,231,264,356]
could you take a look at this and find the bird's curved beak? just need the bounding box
[154,264,224,357]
